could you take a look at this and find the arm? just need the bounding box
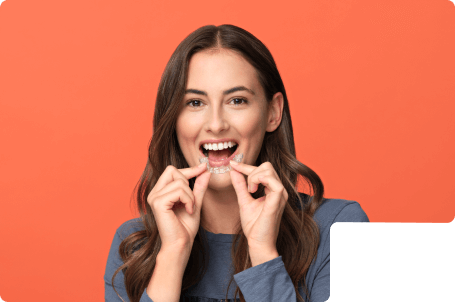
[104,223,191,302]
[146,245,191,302]
[249,248,280,267]
[233,201,369,302]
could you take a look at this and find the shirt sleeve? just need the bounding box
[233,201,369,302]
[104,227,155,302]
[309,202,370,302]
[233,255,298,301]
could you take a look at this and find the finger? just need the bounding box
[254,175,286,212]
[156,187,195,215]
[180,162,208,180]
[258,175,287,200]
[251,162,278,192]
[229,161,256,176]
[156,178,195,206]
[229,169,251,206]
[192,170,211,212]
[154,163,206,193]
[248,170,274,193]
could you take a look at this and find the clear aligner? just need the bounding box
[198,153,243,174]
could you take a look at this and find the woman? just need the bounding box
[104,24,369,302]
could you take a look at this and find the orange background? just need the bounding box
[0,0,454,300]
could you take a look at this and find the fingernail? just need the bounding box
[198,162,206,168]
[229,160,238,166]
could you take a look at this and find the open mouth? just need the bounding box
[199,141,239,168]
[199,143,238,157]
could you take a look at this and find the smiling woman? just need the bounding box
[104,24,369,302]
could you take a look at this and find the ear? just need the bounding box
[266,92,284,132]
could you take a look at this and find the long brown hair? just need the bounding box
[112,24,324,302]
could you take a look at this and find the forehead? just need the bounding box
[186,49,261,95]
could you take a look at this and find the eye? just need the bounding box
[186,98,248,108]
[186,99,204,107]
[230,98,248,106]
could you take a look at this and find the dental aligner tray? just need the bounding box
[199,153,243,174]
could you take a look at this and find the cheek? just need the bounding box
[232,111,265,137]
[176,114,200,144]
[175,117,190,146]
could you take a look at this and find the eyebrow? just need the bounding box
[184,86,255,96]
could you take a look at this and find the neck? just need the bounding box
[200,185,240,235]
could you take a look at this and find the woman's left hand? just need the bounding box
[229,161,288,253]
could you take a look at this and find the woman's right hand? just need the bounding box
[147,163,211,251]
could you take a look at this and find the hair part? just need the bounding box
[112,24,324,302]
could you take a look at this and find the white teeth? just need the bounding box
[202,141,237,151]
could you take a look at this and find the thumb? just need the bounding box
[193,170,211,211]
[229,170,251,205]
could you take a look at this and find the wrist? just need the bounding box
[148,245,190,302]
[158,244,192,265]
[248,246,279,267]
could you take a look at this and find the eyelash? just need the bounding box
[186,98,248,108]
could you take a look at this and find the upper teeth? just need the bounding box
[203,141,237,151]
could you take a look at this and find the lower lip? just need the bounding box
[199,147,239,167]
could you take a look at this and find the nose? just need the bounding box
[204,106,229,134]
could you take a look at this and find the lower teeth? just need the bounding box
[199,153,243,174]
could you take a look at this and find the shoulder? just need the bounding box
[297,192,369,230]
[104,218,144,290]
[114,217,145,240]
[105,217,145,283]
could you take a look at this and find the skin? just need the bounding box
[175,48,284,234]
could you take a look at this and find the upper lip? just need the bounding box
[199,138,239,149]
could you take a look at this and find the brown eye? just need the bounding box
[187,100,203,107]
[230,98,248,106]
